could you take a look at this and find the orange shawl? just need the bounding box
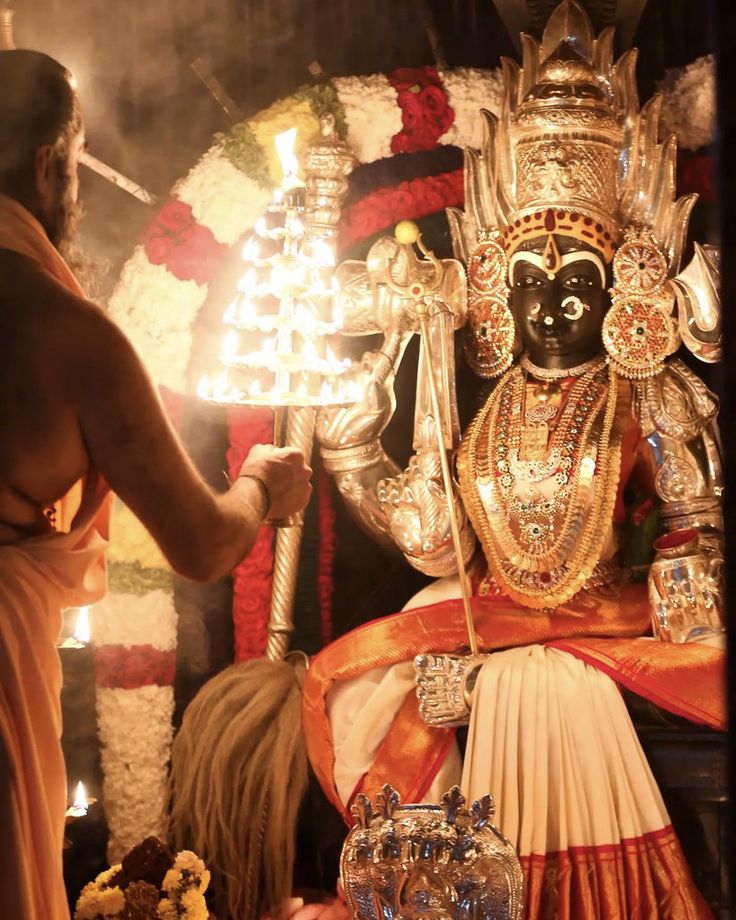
[302,586,726,819]
[0,195,112,919]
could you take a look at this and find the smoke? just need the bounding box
[11,1,232,294]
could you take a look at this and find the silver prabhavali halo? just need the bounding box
[340,784,524,920]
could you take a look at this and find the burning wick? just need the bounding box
[59,606,91,649]
[274,128,304,191]
[80,151,157,206]
[65,781,90,818]
[73,606,90,644]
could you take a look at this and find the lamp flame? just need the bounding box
[275,128,299,186]
[237,268,258,294]
[72,781,88,813]
[241,236,260,262]
[223,329,239,358]
[72,607,90,645]
[223,297,238,324]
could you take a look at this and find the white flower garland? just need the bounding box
[658,54,716,152]
[175,148,272,247]
[107,67,503,392]
[107,250,204,394]
[438,68,505,149]
[332,73,403,162]
[93,590,177,651]
[96,685,175,862]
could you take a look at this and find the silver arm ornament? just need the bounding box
[378,414,475,577]
[414,652,487,727]
[317,337,405,554]
[671,243,721,364]
[317,234,471,565]
[638,360,725,643]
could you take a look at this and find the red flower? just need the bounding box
[317,464,336,646]
[390,66,444,93]
[94,645,176,690]
[141,199,228,286]
[339,169,464,250]
[388,67,455,155]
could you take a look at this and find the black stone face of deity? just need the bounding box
[509,236,611,370]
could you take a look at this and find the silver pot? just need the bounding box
[648,529,724,643]
[340,785,523,920]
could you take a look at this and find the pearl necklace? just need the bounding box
[519,353,605,381]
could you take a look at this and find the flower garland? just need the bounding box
[101,57,715,858]
[658,55,716,153]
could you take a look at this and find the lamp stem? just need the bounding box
[265,406,316,660]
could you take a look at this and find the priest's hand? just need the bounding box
[238,445,312,521]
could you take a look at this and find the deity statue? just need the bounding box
[303,2,725,915]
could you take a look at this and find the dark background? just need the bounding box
[9,0,716,289]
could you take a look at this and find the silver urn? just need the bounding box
[340,785,524,920]
[648,528,724,643]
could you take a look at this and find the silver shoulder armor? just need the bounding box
[636,359,718,441]
[635,360,723,538]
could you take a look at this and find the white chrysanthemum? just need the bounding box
[334,73,402,163]
[93,589,177,651]
[161,866,182,895]
[108,248,205,392]
[440,68,505,150]
[175,148,271,245]
[74,885,126,919]
[180,887,210,919]
[659,54,716,152]
[96,685,175,862]
[171,850,210,893]
[157,897,179,920]
[93,864,122,888]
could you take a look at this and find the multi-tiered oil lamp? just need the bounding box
[199,114,356,658]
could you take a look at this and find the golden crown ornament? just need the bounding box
[447,0,721,379]
[340,785,524,920]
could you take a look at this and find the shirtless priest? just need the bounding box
[0,49,312,919]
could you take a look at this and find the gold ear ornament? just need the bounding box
[602,227,679,379]
[463,231,518,378]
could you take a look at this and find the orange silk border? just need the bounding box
[521,826,713,920]
[302,584,725,816]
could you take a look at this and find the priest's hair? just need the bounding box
[169,657,308,920]
[0,50,81,204]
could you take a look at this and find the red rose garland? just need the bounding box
[339,169,463,248]
[95,645,176,690]
[388,67,455,154]
[142,200,229,285]
[317,465,336,647]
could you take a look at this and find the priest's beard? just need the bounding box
[45,164,80,253]
[47,167,108,298]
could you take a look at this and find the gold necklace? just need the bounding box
[457,363,623,608]
[519,353,605,381]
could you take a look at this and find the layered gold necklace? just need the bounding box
[457,359,624,608]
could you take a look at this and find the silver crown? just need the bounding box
[340,785,524,920]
